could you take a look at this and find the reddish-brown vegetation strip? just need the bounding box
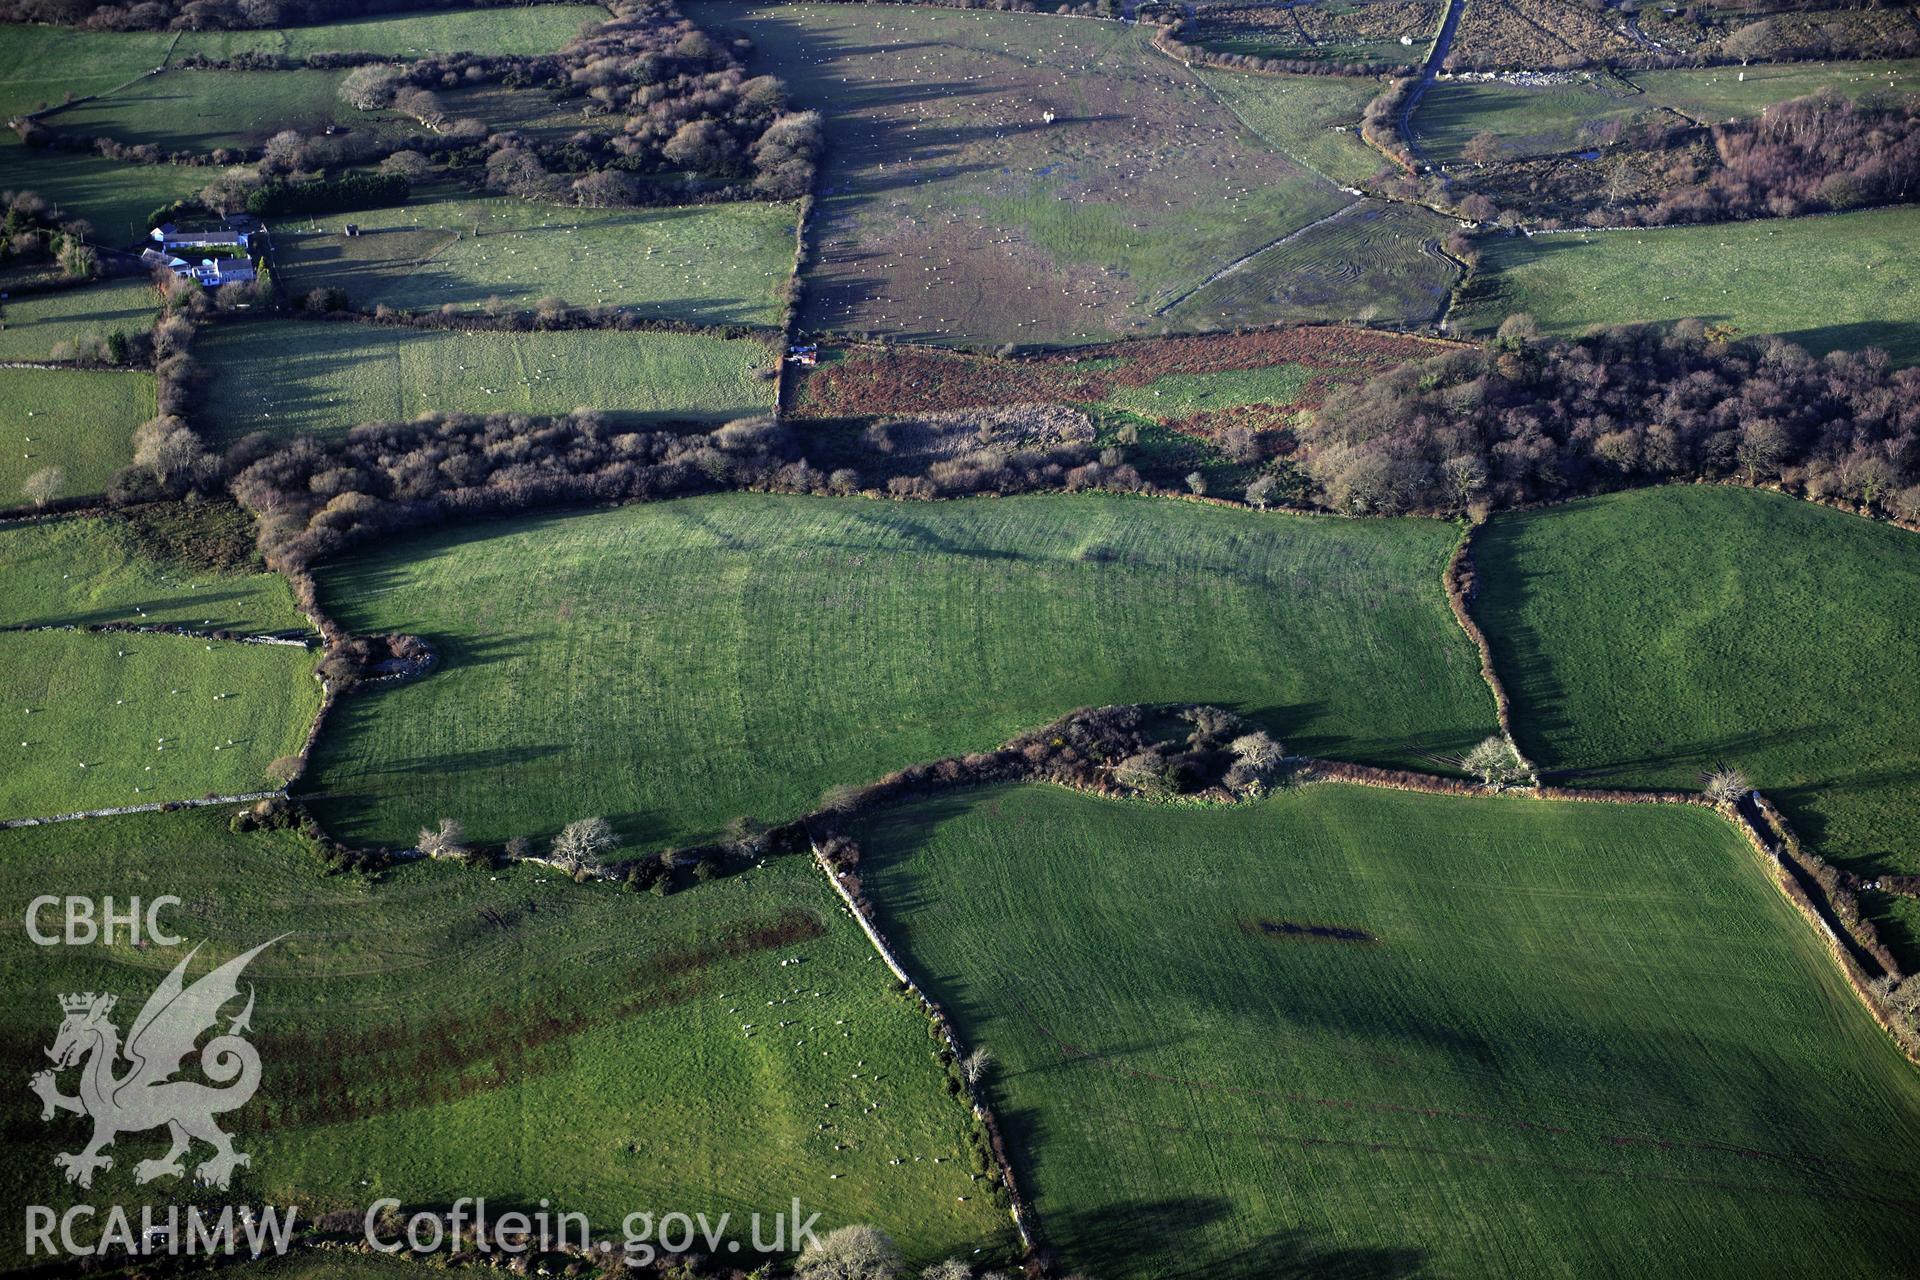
[790,327,1445,420]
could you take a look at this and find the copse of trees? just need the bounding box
[1614,92,1920,226]
[1301,320,1920,520]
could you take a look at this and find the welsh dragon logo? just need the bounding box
[30,938,282,1191]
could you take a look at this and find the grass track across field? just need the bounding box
[304,492,1494,850]
[0,630,322,819]
[1473,486,1920,968]
[198,319,776,443]
[0,808,1012,1267]
[853,782,1920,1279]
[1452,205,1920,363]
[0,367,151,504]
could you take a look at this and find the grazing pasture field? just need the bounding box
[1473,487,1920,962]
[1414,61,1920,163]
[197,320,775,442]
[0,23,169,118]
[44,69,380,154]
[272,190,796,325]
[1410,73,1664,161]
[707,2,1354,345]
[304,493,1493,849]
[1634,58,1920,121]
[0,809,1011,1267]
[0,277,158,362]
[1452,206,1920,362]
[853,783,1920,1280]
[1187,0,1437,66]
[0,136,197,242]
[1164,199,1458,330]
[0,510,305,633]
[0,368,151,505]
[171,5,604,60]
[1196,68,1387,188]
[0,630,321,819]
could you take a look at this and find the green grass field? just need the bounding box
[1098,362,1324,419]
[1473,487,1920,964]
[0,511,305,633]
[0,278,159,363]
[1453,206,1920,363]
[0,368,151,505]
[1165,200,1458,331]
[0,629,322,819]
[1410,73,1661,161]
[171,5,604,61]
[0,807,1011,1266]
[1411,62,1920,162]
[197,320,775,443]
[271,189,797,325]
[707,2,1355,345]
[1194,69,1385,188]
[45,69,383,155]
[0,23,170,118]
[303,493,1493,849]
[1635,58,1920,123]
[0,136,199,243]
[853,782,1920,1279]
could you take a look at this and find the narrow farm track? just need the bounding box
[1401,0,1465,162]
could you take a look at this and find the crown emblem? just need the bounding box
[59,992,113,1014]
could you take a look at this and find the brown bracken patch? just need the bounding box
[790,327,1445,420]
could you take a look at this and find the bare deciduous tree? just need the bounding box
[21,466,63,508]
[794,1224,902,1280]
[1460,737,1527,787]
[962,1045,994,1087]
[552,816,619,871]
[1703,766,1752,806]
[417,817,467,859]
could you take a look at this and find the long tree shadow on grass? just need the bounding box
[10,587,289,632]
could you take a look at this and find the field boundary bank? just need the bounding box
[0,361,151,373]
[789,724,1920,1266]
[1149,201,1365,316]
[240,302,782,344]
[0,789,281,830]
[1441,519,1534,774]
[808,837,1041,1266]
[1,622,312,646]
